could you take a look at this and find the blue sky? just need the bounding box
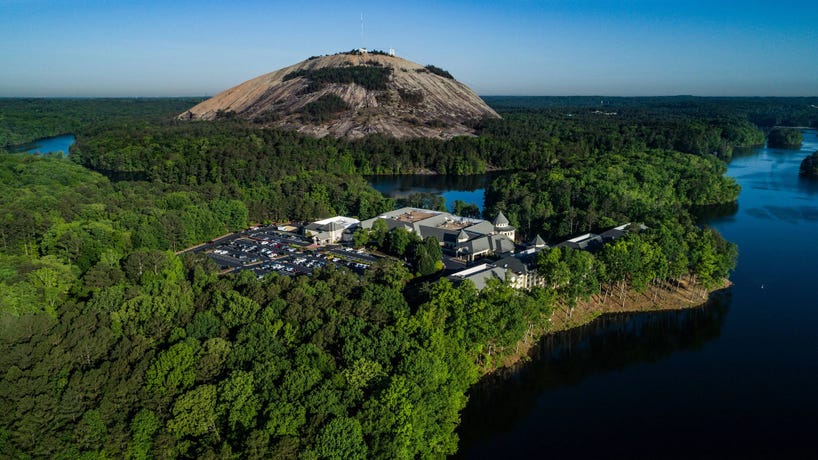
[1,0,817,97]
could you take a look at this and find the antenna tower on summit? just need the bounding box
[359,13,367,53]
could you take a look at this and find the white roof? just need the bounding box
[313,216,360,227]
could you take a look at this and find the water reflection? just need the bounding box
[691,202,739,223]
[8,134,75,155]
[366,173,503,212]
[367,174,492,193]
[456,290,730,458]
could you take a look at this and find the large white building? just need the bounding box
[359,207,517,261]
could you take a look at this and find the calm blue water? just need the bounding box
[457,131,818,459]
[367,174,490,212]
[9,134,75,155]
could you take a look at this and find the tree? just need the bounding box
[452,200,481,218]
[218,371,260,432]
[386,227,413,257]
[414,237,443,276]
[352,228,370,247]
[145,339,199,396]
[310,417,367,460]
[129,410,160,460]
[562,248,600,306]
[26,256,76,316]
[167,385,219,441]
[800,151,818,178]
[213,290,260,330]
[370,219,388,247]
[537,248,570,291]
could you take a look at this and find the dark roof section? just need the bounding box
[494,255,529,274]
[489,235,516,255]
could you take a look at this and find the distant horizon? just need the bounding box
[2,94,817,99]
[2,1,817,98]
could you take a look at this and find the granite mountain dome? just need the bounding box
[179,52,500,139]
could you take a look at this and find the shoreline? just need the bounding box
[482,278,732,374]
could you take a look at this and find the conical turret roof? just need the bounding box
[493,211,510,227]
[530,234,547,248]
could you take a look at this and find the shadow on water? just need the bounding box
[690,201,739,223]
[455,290,731,458]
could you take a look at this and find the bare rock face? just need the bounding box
[179,52,500,139]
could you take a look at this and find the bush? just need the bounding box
[398,88,424,105]
[424,65,454,80]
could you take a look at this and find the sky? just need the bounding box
[1,0,817,97]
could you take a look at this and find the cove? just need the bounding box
[8,134,76,156]
[455,130,818,458]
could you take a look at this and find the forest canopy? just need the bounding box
[0,95,792,458]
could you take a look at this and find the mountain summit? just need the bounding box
[179,51,500,139]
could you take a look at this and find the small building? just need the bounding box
[304,216,361,246]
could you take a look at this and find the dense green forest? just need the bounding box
[2,96,798,458]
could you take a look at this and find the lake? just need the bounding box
[453,130,818,458]
[9,134,75,155]
[366,173,494,212]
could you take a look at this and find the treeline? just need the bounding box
[537,223,736,312]
[475,109,765,161]
[483,148,739,241]
[0,98,202,148]
[483,96,818,128]
[69,109,764,184]
[0,153,548,459]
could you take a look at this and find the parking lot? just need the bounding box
[182,224,380,279]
